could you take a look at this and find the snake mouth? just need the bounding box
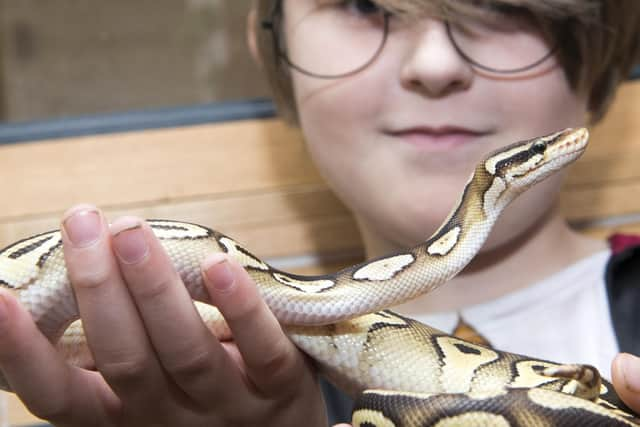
[552,128,589,155]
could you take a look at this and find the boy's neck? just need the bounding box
[359,207,607,314]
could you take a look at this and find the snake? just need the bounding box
[1,127,638,426]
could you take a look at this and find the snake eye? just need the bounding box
[531,141,547,154]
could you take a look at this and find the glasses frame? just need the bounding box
[445,22,558,75]
[261,0,558,78]
[261,0,391,79]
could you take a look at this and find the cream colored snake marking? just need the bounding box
[1,128,637,426]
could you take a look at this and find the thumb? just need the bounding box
[612,352,640,413]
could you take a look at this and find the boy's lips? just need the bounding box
[387,126,490,150]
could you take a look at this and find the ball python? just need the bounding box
[0,128,637,426]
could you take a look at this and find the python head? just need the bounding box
[479,128,588,205]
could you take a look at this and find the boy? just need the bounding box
[0,1,639,425]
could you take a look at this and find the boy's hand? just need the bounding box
[613,352,640,414]
[0,205,327,427]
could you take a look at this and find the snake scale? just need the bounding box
[1,128,638,426]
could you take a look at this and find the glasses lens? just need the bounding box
[280,1,387,78]
[448,8,555,74]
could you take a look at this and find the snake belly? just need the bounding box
[1,128,637,425]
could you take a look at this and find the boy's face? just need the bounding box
[281,0,588,251]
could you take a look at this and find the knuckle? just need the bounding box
[255,340,299,386]
[260,349,291,376]
[71,265,112,290]
[165,345,216,384]
[98,356,151,385]
[224,292,262,323]
[129,274,176,301]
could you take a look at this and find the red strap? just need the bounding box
[609,233,640,255]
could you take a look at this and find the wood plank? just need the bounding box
[566,149,640,187]
[0,187,360,258]
[0,118,319,221]
[559,80,640,221]
[586,80,640,155]
[578,222,640,241]
[562,80,640,187]
[561,180,640,222]
[3,392,43,426]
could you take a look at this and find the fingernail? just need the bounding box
[111,218,149,264]
[620,353,640,392]
[203,256,235,292]
[62,207,102,247]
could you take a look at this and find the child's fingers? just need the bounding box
[202,254,306,396]
[0,289,115,424]
[611,352,640,413]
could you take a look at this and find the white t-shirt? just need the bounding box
[395,250,619,380]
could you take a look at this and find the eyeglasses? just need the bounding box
[262,0,557,79]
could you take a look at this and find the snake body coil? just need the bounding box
[1,128,638,426]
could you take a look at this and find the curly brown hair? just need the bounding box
[251,0,640,124]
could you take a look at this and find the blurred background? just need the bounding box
[0,0,269,123]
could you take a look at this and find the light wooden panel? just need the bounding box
[5,394,38,426]
[560,81,640,226]
[0,188,360,260]
[0,119,321,219]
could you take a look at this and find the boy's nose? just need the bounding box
[399,19,474,97]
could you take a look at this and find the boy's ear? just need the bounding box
[247,7,262,67]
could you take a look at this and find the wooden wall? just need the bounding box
[561,81,640,236]
[2,80,640,425]
[0,0,268,122]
